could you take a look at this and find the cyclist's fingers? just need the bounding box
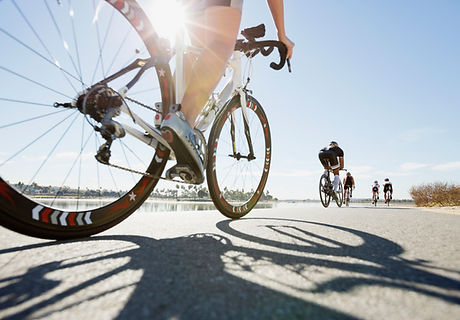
[279,34,295,60]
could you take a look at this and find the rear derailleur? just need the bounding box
[76,84,126,164]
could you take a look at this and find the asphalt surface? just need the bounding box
[1,205,459,320]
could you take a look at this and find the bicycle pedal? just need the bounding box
[166,164,200,184]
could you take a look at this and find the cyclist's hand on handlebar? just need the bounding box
[278,33,294,60]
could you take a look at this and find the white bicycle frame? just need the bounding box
[115,26,250,159]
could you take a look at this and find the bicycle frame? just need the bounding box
[99,24,249,161]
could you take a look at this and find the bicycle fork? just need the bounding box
[228,91,255,161]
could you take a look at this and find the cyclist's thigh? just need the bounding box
[204,6,241,48]
[318,152,330,168]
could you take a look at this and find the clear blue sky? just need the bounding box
[2,1,459,201]
[235,0,460,200]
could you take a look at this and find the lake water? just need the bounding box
[33,198,409,213]
[33,198,326,212]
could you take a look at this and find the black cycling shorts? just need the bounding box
[318,149,339,170]
[372,187,378,192]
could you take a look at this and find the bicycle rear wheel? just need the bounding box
[206,95,271,219]
[0,0,173,239]
[319,174,331,208]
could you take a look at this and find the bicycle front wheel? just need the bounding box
[206,95,271,219]
[319,175,331,208]
[335,181,343,207]
[0,0,174,239]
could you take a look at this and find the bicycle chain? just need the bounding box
[125,96,160,114]
[104,94,164,179]
[105,94,202,185]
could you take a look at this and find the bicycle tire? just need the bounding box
[386,191,391,206]
[0,0,173,239]
[344,188,350,207]
[206,95,271,219]
[319,174,331,208]
[335,181,343,207]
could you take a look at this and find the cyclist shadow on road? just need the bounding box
[1,218,459,319]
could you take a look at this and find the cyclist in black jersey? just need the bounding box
[343,171,355,197]
[383,178,393,202]
[318,141,344,193]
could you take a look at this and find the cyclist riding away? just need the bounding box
[383,178,393,202]
[343,171,355,198]
[372,180,380,202]
[160,0,295,183]
[318,141,344,195]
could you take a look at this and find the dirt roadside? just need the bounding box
[418,206,460,215]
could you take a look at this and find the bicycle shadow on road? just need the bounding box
[216,217,460,304]
[0,233,358,320]
[0,217,459,319]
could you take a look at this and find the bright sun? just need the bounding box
[146,0,187,43]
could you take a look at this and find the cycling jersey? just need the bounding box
[344,176,354,187]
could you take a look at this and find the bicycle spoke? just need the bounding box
[44,0,80,92]
[22,112,80,192]
[0,108,69,130]
[0,27,82,86]
[0,66,74,100]
[51,127,96,205]
[0,110,77,168]
[90,0,111,83]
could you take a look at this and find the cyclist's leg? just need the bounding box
[329,156,340,192]
[181,6,242,125]
[160,5,241,182]
[318,152,330,175]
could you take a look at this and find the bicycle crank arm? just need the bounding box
[122,123,175,161]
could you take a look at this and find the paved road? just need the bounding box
[1,205,459,320]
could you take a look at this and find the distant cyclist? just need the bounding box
[383,178,393,202]
[318,141,344,194]
[372,180,380,203]
[343,172,355,197]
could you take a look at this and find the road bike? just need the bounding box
[384,190,392,206]
[344,186,351,207]
[372,191,379,206]
[319,170,344,208]
[0,0,290,239]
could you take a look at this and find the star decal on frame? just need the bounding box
[128,192,136,201]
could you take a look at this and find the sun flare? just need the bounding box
[146,0,187,43]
